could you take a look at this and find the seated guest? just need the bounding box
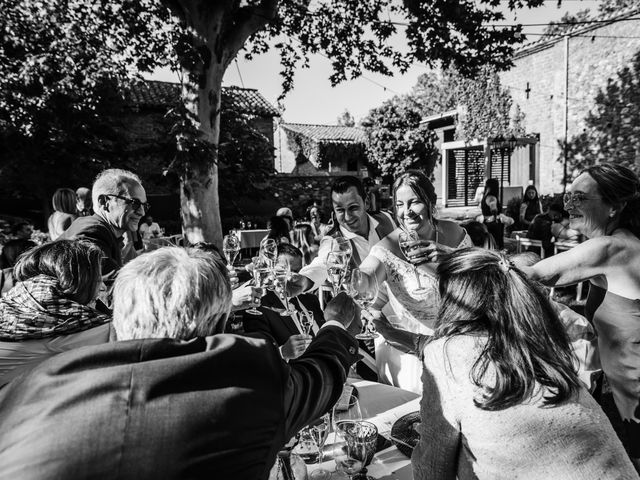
[0,238,36,295]
[412,248,637,479]
[462,221,497,250]
[47,188,77,240]
[75,186,93,217]
[10,221,33,240]
[291,223,318,265]
[0,240,110,387]
[243,244,324,360]
[61,168,148,286]
[265,215,291,245]
[138,215,162,240]
[0,247,359,479]
[548,202,580,243]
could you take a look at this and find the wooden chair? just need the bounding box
[515,235,546,259]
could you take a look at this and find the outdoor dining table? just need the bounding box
[236,229,269,250]
[308,379,420,480]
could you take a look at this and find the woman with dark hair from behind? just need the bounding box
[47,188,78,240]
[519,163,640,468]
[0,239,37,295]
[265,215,291,245]
[291,223,318,265]
[0,240,111,387]
[412,248,638,480]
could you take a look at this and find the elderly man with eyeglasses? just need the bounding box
[61,168,148,285]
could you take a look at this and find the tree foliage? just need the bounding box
[363,97,439,179]
[337,110,356,127]
[2,0,547,243]
[564,50,640,178]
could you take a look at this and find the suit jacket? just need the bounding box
[243,291,325,346]
[0,327,358,480]
[61,214,123,283]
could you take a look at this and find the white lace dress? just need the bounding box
[371,234,474,393]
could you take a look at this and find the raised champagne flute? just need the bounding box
[260,238,278,267]
[246,256,269,315]
[326,252,347,296]
[398,229,428,294]
[274,256,295,316]
[309,413,331,480]
[223,233,241,267]
[331,237,353,264]
[349,268,379,340]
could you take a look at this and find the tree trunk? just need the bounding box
[179,39,224,247]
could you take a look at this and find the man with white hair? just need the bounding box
[62,168,148,283]
[0,247,359,480]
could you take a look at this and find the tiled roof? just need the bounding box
[514,6,640,59]
[126,80,280,117]
[281,123,367,144]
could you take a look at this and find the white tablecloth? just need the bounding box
[308,380,420,479]
[236,229,269,249]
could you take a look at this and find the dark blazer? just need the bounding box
[0,327,358,480]
[243,291,325,346]
[60,214,123,283]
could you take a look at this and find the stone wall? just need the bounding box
[499,13,640,194]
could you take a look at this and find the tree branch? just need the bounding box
[222,0,279,69]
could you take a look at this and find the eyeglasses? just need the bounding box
[106,194,150,212]
[563,192,600,206]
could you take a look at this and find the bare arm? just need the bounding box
[522,236,615,286]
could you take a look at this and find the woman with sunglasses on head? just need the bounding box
[520,163,640,470]
[413,248,637,480]
[358,170,472,393]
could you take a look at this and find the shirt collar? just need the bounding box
[338,214,378,240]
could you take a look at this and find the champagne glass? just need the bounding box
[349,269,379,340]
[260,238,278,267]
[398,229,428,294]
[326,252,347,295]
[274,256,295,316]
[223,233,241,267]
[293,427,320,465]
[335,428,365,480]
[309,414,331,480]
[332,237,352,262]
[332,396,362,441]
[246,257,269,316]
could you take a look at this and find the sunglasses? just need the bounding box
[562,192,600,207]
[106,194,150,212]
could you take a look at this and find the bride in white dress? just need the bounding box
[359,171,472,393]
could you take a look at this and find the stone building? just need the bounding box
[276,123,368,175]
[499,6,640,194]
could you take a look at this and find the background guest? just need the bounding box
[308,205,328,243]
[291,223,318,265]
[477,178,513,249]
[0,238,37,296]
[10,221,33,241]
[520,163,640,468]
[139,215,162,240]
[47,188,77,240]
[276,207,294,231]
[462,221,497,249]
[519,184,543,229]
[0,240,111,387]
[61,168,148,286]
[413,248,637,479]
[0,247,359,479]
[265,215,291,245]
[76,186,93,217]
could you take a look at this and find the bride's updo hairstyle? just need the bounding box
[392,170,437,226]
[435,247,580,411]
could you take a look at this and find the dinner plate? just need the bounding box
[390,411,421,457]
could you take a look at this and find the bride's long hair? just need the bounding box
[435,248,580,410]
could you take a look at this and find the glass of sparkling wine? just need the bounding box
[326,252,347,295]
[274,256,295,316]
[398,229,428,294]
[223,233,241,267]
[349,268,379,340]
[309,414,331,480]
[246,257,269,316]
